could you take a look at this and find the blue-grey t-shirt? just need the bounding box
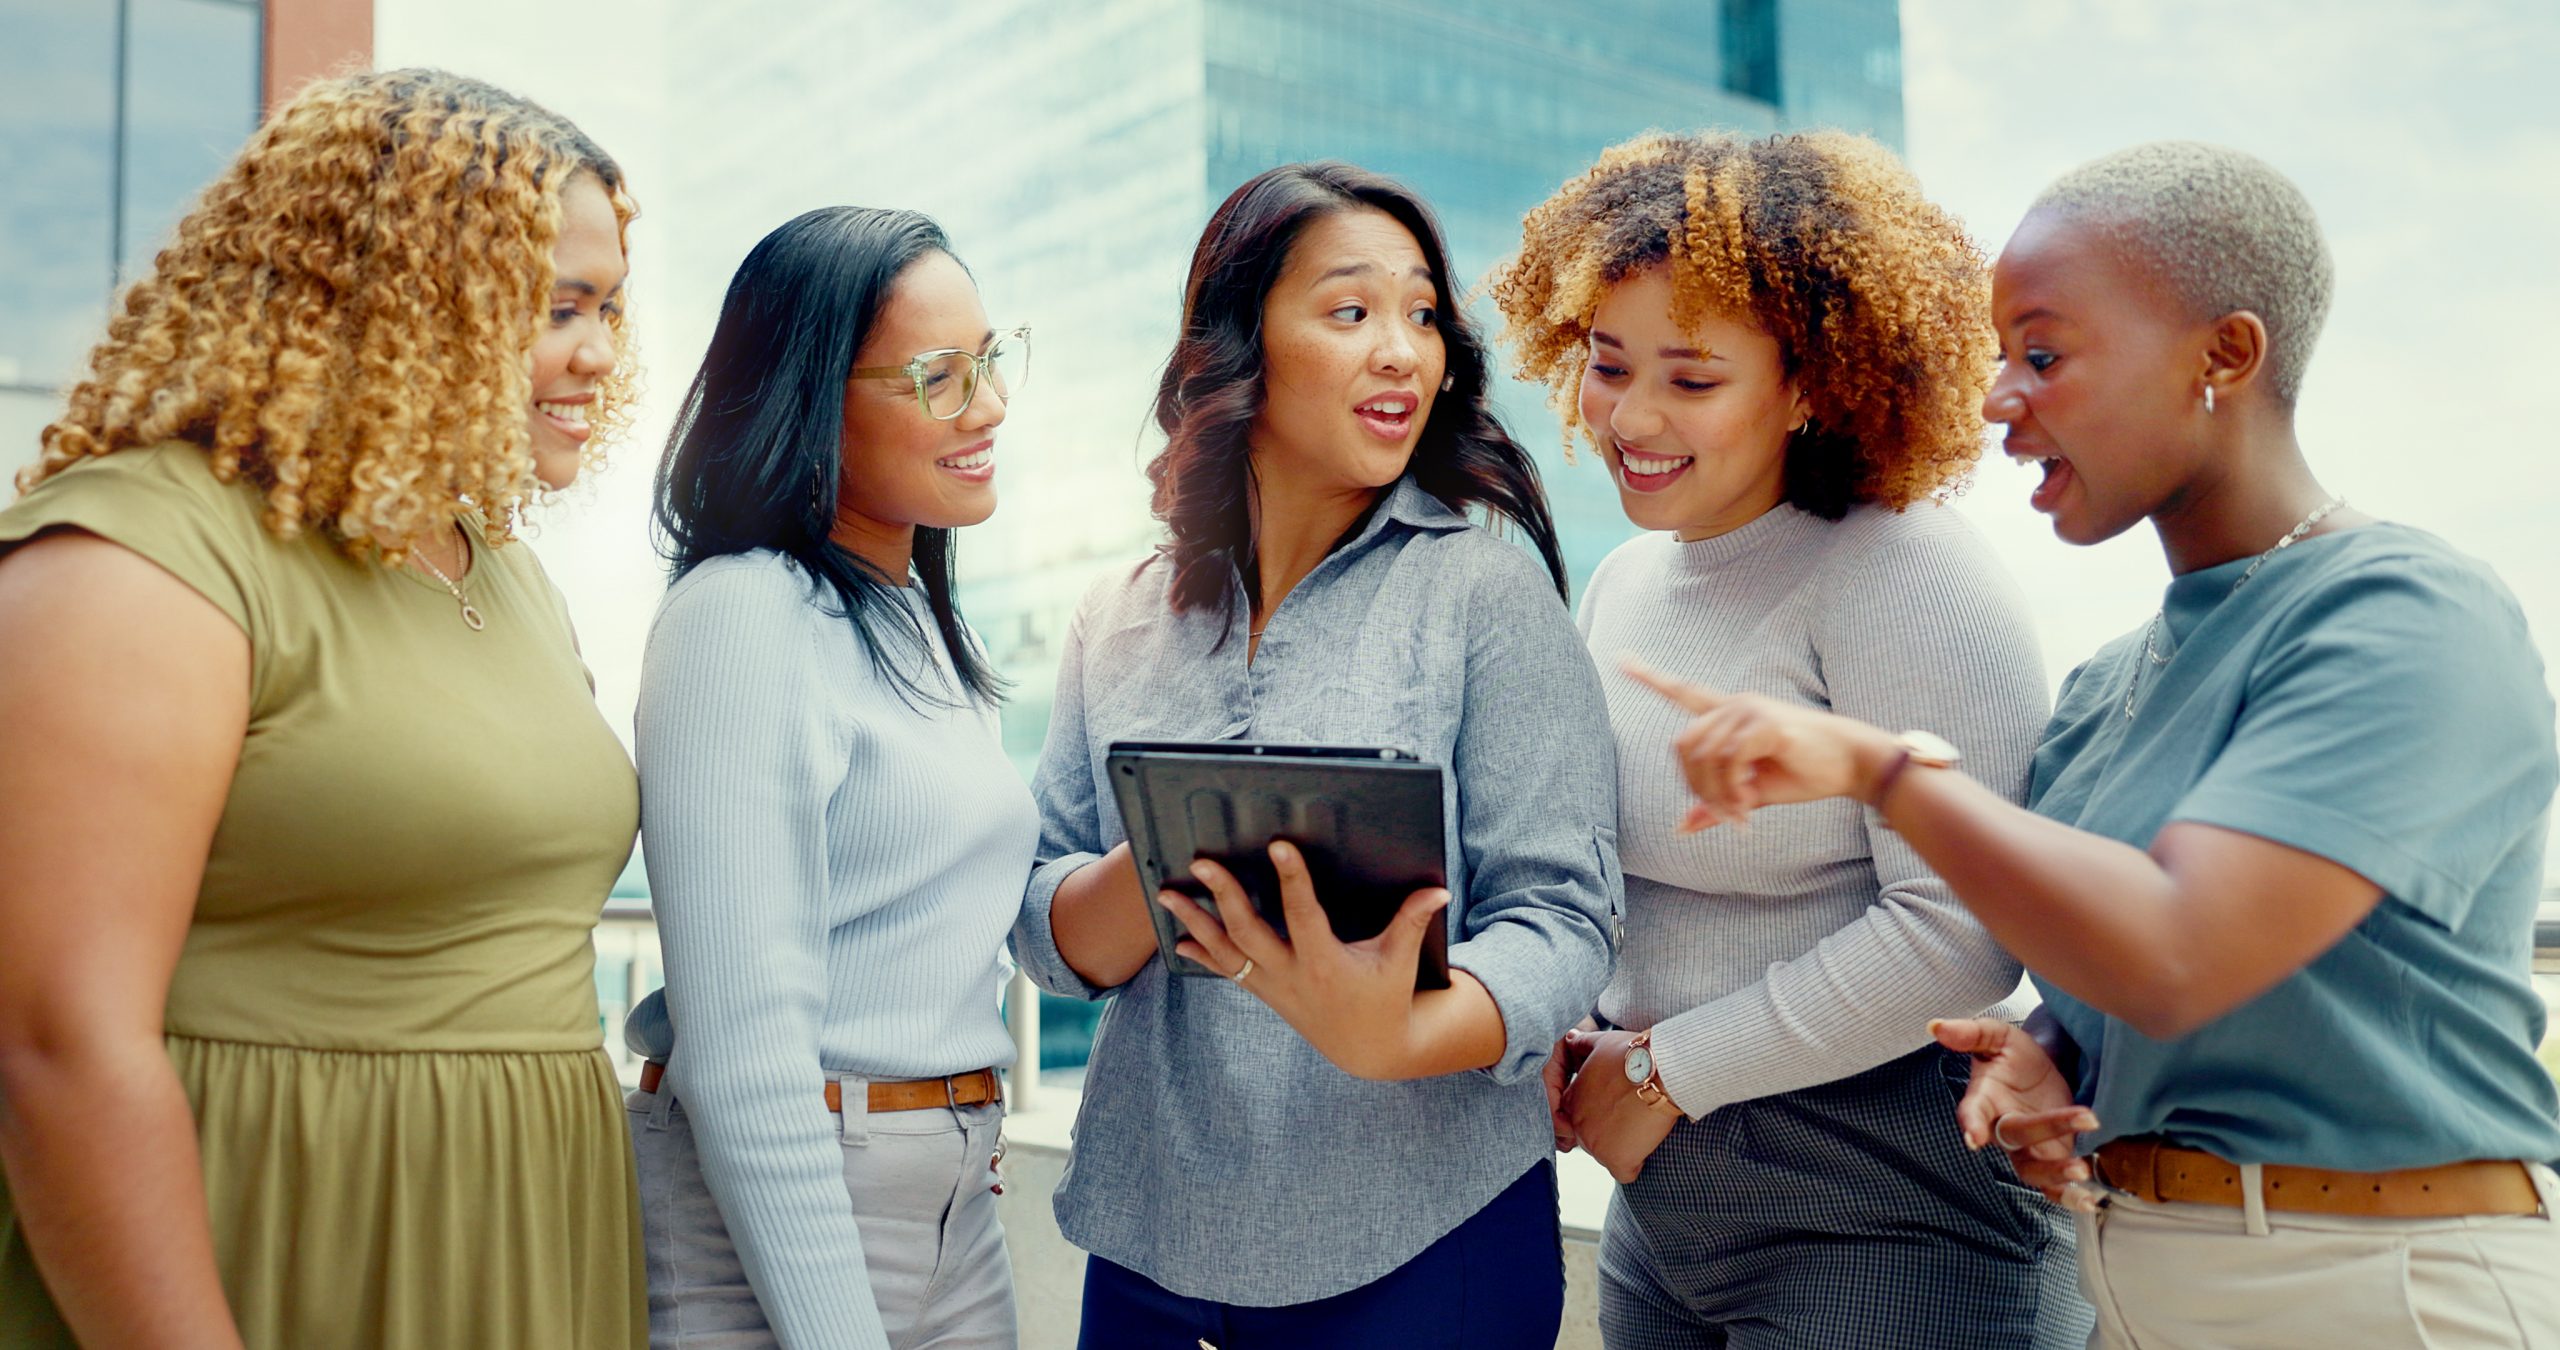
[2031,523,2560,1170]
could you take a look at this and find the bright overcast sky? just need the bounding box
[377,1,2560,873]
[1903,0,2559,695]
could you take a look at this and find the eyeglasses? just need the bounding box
[850,326,1031,421]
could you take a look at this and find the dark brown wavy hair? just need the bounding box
[1146,162,1566,626]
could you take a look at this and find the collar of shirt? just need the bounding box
[1215,474,1470,627]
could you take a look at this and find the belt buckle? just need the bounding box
[944,1072,962,1111]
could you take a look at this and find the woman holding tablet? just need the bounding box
[1635,142,2560,1346]
[1012,161,1619,1348]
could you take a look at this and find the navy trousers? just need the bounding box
[1076,1159,1563,1349]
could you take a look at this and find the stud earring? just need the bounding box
[2202,384,2216,415]
[1441,373,1455,393]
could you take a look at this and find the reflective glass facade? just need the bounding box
[650,0,1900,1073]
[1195,0,1900,600]
[0,0,260,478]
[657,0,1899,775]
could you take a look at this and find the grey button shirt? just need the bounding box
[1013,476,1621,1306]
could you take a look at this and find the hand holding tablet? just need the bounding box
[1106,740,1453,991]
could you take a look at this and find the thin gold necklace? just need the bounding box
[2122,496,2344,719]
[408,532,485,631]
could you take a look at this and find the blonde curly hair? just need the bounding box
[1489,130,1994,514]
[18,67,638,556]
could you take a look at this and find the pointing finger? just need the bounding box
[1618,654,1723,715]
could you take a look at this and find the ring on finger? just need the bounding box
[1229,957,1255,983]
[1992,1111,2025,1151]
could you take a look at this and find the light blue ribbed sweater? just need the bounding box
[622,550,1037,1348]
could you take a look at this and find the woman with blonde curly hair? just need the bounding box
[0,69,646,1347]
[1492,130,2090,1348]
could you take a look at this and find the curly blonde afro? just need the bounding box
[1489,129,1994,513]
[18,67,638,557]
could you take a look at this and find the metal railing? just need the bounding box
[596,895,2560,1095]
[597,900,1049,1107]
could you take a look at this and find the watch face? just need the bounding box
[1902,729,1962,767]
[1624,1045,1653,1085]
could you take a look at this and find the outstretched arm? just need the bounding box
[1624,660,2382,1040]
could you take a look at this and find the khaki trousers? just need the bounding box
[2076,1161,2560,1349]
[627,1079,1014,1349]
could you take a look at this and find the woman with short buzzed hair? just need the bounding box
[1629,140,2560,1347]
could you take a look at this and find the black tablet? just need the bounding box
[1106,740,1451,990]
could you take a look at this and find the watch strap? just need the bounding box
[1627,1030,1682,1117]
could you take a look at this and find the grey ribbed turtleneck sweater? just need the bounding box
[622,550,1037,1348]
[1581,502,2049,1118]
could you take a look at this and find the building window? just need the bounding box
[0,0,260,393]
[1720,0,1781,108]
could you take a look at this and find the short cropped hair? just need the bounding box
[2031,142,2333,404]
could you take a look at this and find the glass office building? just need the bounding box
[655,0,1902,777]
[0,0,265,482]
[1197,0,1903,598]
[648,0,1901,1073]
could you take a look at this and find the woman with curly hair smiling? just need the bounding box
[1637,142,2560,1349]
[0,69,645,1347]
[1492,130,2089,1349]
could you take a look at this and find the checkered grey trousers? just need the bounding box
[1597,1046,2094,1350]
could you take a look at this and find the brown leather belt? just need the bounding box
[638,1061,1001,1115]
[2094,1137,2543,1218]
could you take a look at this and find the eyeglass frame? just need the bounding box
[847,325,1031,422]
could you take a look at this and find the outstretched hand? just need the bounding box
[1158,841,1453,1081]
[1930,1017,2098,1205]
[1620,656,1898,830]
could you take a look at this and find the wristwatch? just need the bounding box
[1865,729,1963,808]
[1622,1030,1683,1117]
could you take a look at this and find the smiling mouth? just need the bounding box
[1615,448,1695,493]
[938,444,994,473]
[535,399,592,441]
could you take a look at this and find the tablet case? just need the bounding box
[1105,740,1451,990]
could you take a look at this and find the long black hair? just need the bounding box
[654,206,1004,704]
[1146,161,1568,626]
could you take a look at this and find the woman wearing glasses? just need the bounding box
[1014,162,1617,1347]
[621,207,1035,1349]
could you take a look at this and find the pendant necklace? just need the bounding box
[2121,496,2345,719]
